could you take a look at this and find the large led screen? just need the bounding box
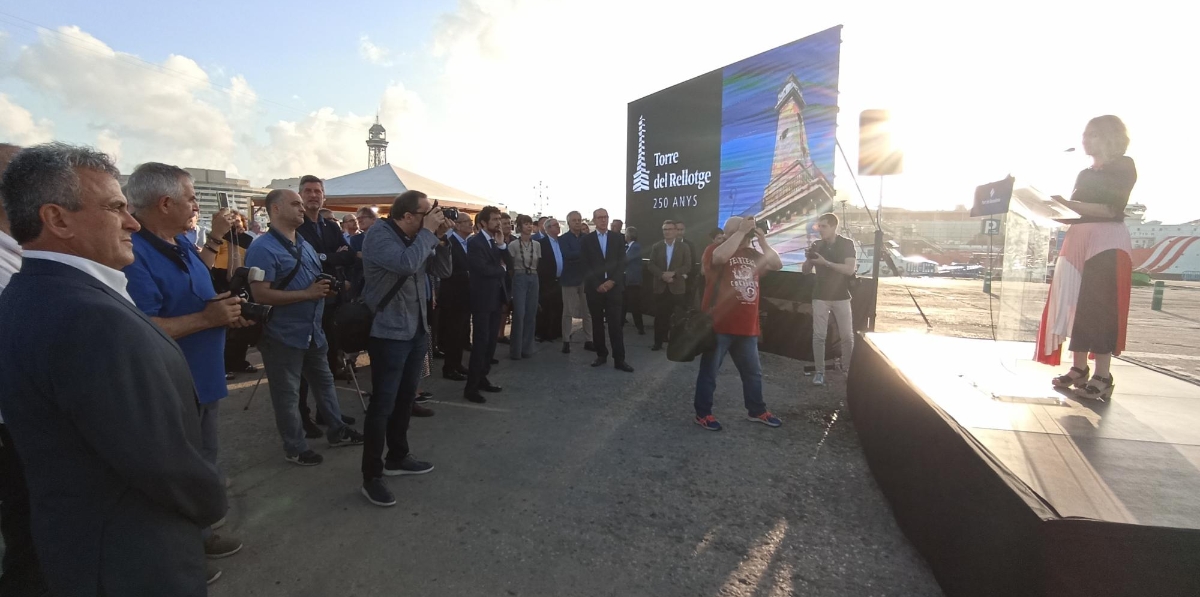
[626,26,841,268]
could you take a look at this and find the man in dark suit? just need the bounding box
[581,208,634,372]
[675,220,700,304]
[536,217,564,343]
[439,211,473,380]
[295,175,356,434]
[647,219,694,351]
[0,143,226,596]
[464,206,509,403]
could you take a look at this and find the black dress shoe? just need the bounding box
[302,418,323,439]
[562,342,571,354]
[432,350,445,359]
[637,329,646,335]
[651,344,662,351]
[464,392,487,404]
[411,403,435,417]
[490,358,499,365]
[481,383,503,393]
[442,371,467,381]
[614,361,634,373]
[590,357,607,367]
[497,336,510,345]
[584,341,596,352]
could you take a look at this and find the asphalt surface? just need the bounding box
[210,318,942,597]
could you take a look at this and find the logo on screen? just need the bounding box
[632,115,650,192]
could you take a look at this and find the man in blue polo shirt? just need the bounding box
[121,162,245,581]
[245,189,365,467]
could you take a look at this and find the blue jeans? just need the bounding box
[361,331,427,481]
[693,334,767,418]
[258,336,348,457]
[510,273,539,359]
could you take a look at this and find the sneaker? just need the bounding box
[813,373,825,386]
[206,563,222,585]
[204,534,243,559]
[694,415,722,431]
[748,412,783,427]
[415,391,432,404]
[361,478,397,507]
[328,427,366,447]
[285,450,323,466]
[383,455,434,477]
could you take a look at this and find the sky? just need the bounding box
[0,0,1194,224]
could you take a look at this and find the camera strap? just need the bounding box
[374,218,418,313]
[268,228,308,291]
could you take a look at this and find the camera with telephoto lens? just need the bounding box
[315,273,345,293]
[228,266,273,323]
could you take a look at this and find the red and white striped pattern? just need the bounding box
[1137,236,1200,274]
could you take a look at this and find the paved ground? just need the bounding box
[211,315,943,597]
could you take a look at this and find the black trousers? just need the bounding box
[654,292,686,345]
[361,333,425,481]
[587,285,626,362]
[224,328,253,372]
[537,278,563,341]
[427,300,440,354]
[439,304,471,375]
[466,309,502,395]
[0,425,48,597]
[623,285,645,332]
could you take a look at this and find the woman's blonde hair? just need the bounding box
[1086,115,1130,158]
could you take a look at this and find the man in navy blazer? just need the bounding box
[0,143,226,597]
[581,208,634,372]
[439,211,474,380]
[464,206,510,403]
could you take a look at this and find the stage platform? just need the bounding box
[846,332,1200,597]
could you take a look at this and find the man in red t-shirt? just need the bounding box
[693,216,784,431]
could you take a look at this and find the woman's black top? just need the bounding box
[1070,155,1137,223]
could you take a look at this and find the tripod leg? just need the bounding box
[344,353,368,412]
[242,368,267,411]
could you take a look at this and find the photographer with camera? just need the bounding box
[801,213,857,386]
[245,189,365,467]
[121,162,247,578]
[358,190,451,507]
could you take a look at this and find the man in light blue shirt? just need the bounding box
[245,189,364,466]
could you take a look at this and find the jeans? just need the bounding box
[258,336,348,457]
[586,285,625,362]
[812,299,854,369]
[466,309,503,395]
[510,273,539,358]
[362,331,427,481]
[560,285,593,342]
[693,334,767,418]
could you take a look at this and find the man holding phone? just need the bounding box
[802,213,857,386]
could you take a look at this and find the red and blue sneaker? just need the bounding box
[694,414,722,431]
[747,412,782,427]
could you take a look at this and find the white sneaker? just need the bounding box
[813,373,825,386]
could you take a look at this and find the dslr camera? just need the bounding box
[228,266,273,323]
[316,273,346,293]
[440,206,459,223]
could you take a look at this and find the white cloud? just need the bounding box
[10,26,235,170]
[359,35,393,67]
[95,129,122,163]
[0,93,54,145]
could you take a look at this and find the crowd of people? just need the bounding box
[0,141,864,596]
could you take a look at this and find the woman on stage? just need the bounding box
[1037,115,1137,401]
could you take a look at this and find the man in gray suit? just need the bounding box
[0,143,227,597]
[647,219,693,351]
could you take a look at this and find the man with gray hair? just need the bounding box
[0,143,226,596]
[557,210,593,353]
[121,162,247,571]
